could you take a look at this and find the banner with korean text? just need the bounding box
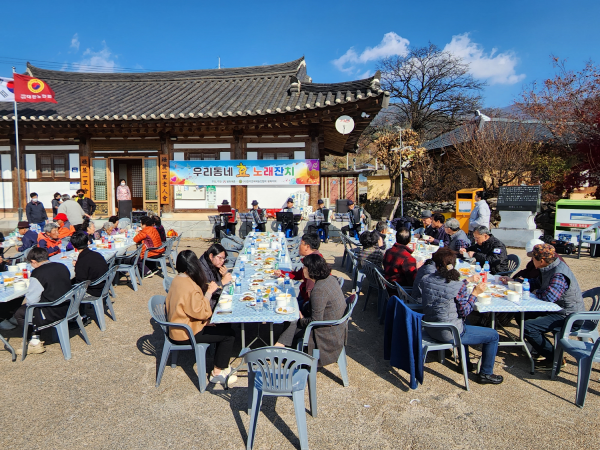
[169,159,320,186]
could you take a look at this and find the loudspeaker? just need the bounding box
[336,199,349,214]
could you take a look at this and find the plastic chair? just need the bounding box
[163,275,173,293]
[362,261,384,311]
[298,292,358,391]
[141,241,170,279]
[148,295,211,393]
[551,311,600,407]
[115,245,144,291]
[244,347,317,450]
[80,265,119,331]
[21,281,91,361]
[496,254,521,277]
[164,237,177,274]
[170,232,184,262]
[336,276,344,290]
[574,288,600,342]
[5,246,34,265]
[221,237,243,253]
[1,333,15,361]
[421,321,470,391]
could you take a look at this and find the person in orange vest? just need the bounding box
[37,223,63,257]
[54,213,76,240]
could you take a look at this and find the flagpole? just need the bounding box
[12,67,23,222]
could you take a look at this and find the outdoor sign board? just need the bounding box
[170,159,320,186]
[497,186,541,212]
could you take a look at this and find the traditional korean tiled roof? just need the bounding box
[423,116,560,151]
[0,57,388,122]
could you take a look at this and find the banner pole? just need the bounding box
[12,67,23,222]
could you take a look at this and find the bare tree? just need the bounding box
[378,44,485,140]
[452,121,539,193]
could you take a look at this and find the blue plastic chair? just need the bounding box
[115,245,143,291]
[551,311,600,408]
[141,241,171,279]
[244,347,317,450]
[21,281,91,361]
[421,321,470,391]
[147,295,211,393]
[163,275,174,293]
[298,292,359,393]
[1,333,15,361]
[80,265,119,331]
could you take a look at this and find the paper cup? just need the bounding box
[17,262,27,270]
[506,290,520,302]
[477,294,492,305]
[509,282,523,294]
[218,300,232,311]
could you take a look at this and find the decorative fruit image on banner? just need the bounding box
[169,159,320,186]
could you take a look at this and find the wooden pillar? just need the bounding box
[232,130,247,211]
[308,126,320,210]
[161,138,173,213]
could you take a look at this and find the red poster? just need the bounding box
[13,74,57,103]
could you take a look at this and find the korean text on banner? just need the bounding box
[13,74,57,103]
[0,77,14,102]
[170,159,320,186]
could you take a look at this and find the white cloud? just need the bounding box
[74,41,117,72]
[443,33,525,85]
[70,33,80,51]
[333,32,409,74]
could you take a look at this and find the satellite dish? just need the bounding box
[335,115,355,135]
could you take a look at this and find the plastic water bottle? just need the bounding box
[229,278,235,295]
[439,241,444,248]
[475,263,482,276]
[522,278,530,299]
[235,274,242,294]
[284,274,291,294]
[0,276,4,292]
[278,223,282,233]
[252,219,257,231]
[240,262,245,279]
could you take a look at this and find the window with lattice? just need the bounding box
[39,155,67,178]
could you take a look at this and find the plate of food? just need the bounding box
[458,268,471,275]
[241,294,256,302]
[275,306,295,315]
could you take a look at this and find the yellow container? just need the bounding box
[456,188,483,233]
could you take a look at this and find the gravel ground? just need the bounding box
[0,239,599,449]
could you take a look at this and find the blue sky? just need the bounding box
[3,0,599,107]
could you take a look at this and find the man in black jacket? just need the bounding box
[76,189,96,216]
[71,231,108,297]
[460,225,509,274]
[13,247,73,355]
[25,192,48,229]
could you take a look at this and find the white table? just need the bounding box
[456,261,562,373]
[211,232,298,348]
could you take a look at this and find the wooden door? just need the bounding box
[91,158,111,216]
[142,157,159,214]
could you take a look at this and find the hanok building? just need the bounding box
[0,58,388,220]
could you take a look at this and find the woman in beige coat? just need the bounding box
[166,250,237,385]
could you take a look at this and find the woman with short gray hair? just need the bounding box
[444,218,470,252]
[38,222,62,256]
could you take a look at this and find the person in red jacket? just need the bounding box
[274,233,322,307]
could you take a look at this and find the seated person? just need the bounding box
[419,247,503,384]
[275,233,322,307]
[373,221,389,251]
[504,244,584,370]
[508,238,564,282]
[82,218,101,243]
[17,221,38,252]
[71,231,109,297]
[102,221,117,236]
[214,200,236,240]
[353,231,384,270]
[307,199,330,243]
[166,250,237,385]
[281,198,300,237]
[413,210,433,239]
[275,254,347,367]
[198,243,232,308]
[13,247,73,355]
[250,200,267,233]
[133,216,165,276]
[37,222,63,256]
[420,213,449,246]
[54,213,76,240]
[383,227,419,288]
[153,216,167,242]
[411,258,436,302]
[445,218,470,252]
[459,226,509,274]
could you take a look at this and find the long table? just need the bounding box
[211,232,299,348]
[456,261,562,374]
[0,240,133,304]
